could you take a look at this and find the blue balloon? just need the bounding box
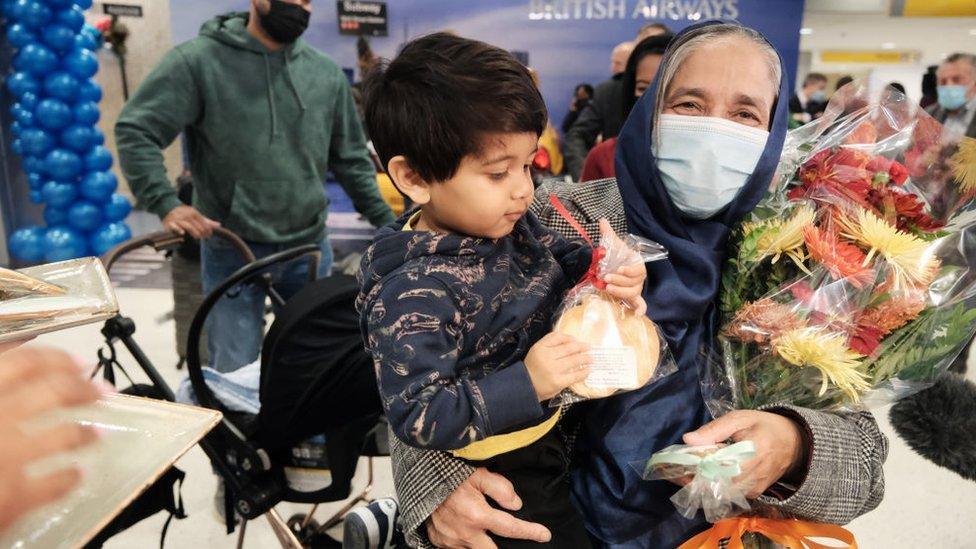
[27,172,43,189]
[54,6,84,32]
[9,0,29,19]
[90,222,131,255]
[22,155,45,175]
[60,124,94,152]
[20,127,55,156]
[68,200,104,231]
[42,71,80,102]
[73,101,100,125]
[35,98,73,130]
[74,0,92,8]
[44,149,83,180]
[40,180,77,207]
[41,24,76,52]
[7,23,37,48]
[16,44,59,76]
[44,226,88,262]
[29,190,43,203]
[63,47,98,79]
[11,122,23,138]
[19,91,39,111]
[8,226,46,262]
[1,0,16,17]
[103,193,132,222]
[91,126,105,146]
[7,72,40,98]
[45,0,75,8]
[21,0,52,29]
[84,146,112,172]
[77,79,102,103]
[13,106,35,127]
[43,205,69,225]
[75,30,99,51]
[79,171,117,201]
[11,139,23,155]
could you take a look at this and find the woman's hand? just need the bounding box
[598,219,648,316]
[426,468,551,548]
[681,410,807,498]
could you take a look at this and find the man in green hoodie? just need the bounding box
[116,0,395,372]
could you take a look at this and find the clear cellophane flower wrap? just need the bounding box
[0,258,119,342]
[644,82,976,549]
[549,220,676,407]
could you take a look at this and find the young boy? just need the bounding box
[357,33,646,547]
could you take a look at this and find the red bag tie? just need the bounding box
[549,193,606,290]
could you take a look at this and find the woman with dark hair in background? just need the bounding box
[562,83,595,134]
[580,34,673,182]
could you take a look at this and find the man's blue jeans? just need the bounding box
[200,236,333,373]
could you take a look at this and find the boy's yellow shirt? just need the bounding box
[400,211,560,461]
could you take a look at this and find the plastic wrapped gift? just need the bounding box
[0,394,221,549]
[0,258,118,343]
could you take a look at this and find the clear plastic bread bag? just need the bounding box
[550,232,676,406]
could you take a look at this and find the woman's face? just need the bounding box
[634,54,663,98]
[662,38,777,129]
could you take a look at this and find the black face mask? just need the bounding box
[258,0,309,44]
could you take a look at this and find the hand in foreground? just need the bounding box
[598,219,648,316]
[524,332,591,401]
[162,205,221,239]
[0,347,107,533]
[427,468,551,549]
[681,410,807,498]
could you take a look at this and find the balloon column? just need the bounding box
[3,0,132,263]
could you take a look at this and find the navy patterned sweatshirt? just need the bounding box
[357,212,592,451]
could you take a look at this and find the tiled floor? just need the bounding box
[26,286,976,548]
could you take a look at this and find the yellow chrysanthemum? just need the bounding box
[841,209,935,290]
[952,137,976,194]
[773,328,871,402]
[745,205,815,272]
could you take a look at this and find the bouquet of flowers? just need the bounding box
[715,82,976,413]
[642,82,976,548]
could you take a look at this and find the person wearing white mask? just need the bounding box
[381,22,887,549]
[927,53,976,141]
[789,72,828,125]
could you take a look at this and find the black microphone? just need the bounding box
[889,373,976,481]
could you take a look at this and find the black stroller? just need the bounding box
[95,228,386,547]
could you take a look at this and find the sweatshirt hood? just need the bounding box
[199,12,308,141]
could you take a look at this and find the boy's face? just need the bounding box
[409,132,538,240]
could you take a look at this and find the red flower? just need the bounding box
[867,186,945,234]
[888,161,909,185]
[866,156,892,175]
[793,148,874,209]
[850,324,883,356]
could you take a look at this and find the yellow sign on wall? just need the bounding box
[900,0,976,16]
[820,50,921,64]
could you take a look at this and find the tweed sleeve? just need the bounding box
[390,431,477,548]
[758,407,888,524]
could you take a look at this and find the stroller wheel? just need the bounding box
[287,513,321,541]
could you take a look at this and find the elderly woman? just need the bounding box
[390,22,887,548]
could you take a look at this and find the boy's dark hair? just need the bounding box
[362,32,547,183]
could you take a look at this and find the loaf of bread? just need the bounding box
[554,293,660,399]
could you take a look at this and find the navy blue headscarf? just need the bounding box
[571,21,790,547]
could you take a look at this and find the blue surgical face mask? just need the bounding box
[937,85,970,111]
[810,89,827,103]
[654,114,770,219]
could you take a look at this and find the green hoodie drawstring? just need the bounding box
[283,55,307,112]
[263,53,278,144]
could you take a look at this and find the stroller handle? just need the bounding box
[100,227,256,273]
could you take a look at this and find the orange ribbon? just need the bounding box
[678,517,858,549]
